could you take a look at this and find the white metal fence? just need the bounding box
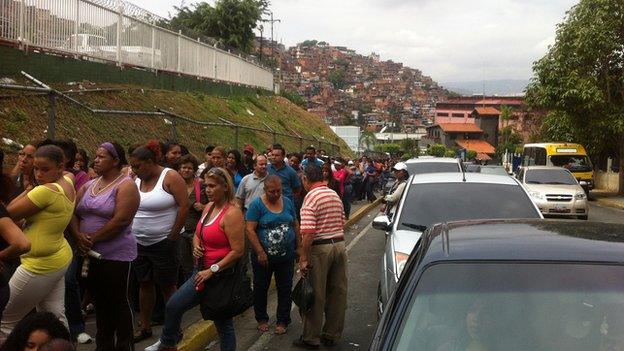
[0,0,275,90]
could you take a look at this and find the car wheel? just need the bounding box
[578,215,588,220]
[377,282,383,320]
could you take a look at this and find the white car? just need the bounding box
[373,172,543,315]
[518,166,589,220]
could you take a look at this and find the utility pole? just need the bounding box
[258,24,264,61]
[261,11,281,60]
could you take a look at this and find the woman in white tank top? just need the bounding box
[128,141,189,342]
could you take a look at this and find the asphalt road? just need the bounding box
[210,207,386,351]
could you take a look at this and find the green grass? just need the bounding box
[0,84,351,158]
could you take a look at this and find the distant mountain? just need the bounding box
[441,79,529,96]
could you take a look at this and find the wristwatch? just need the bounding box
[210,264,220,273]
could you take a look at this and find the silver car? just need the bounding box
[518,166,589,220]
[373,172,542,315]
[404,157,462,175]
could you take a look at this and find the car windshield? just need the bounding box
[480,166,508,176]
[525,169,577,185]
[397,183,539,230]
[406,162,460,175]
[550,155,592,172]
[392,263,624,351]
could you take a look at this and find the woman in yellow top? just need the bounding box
[1,145,75,341]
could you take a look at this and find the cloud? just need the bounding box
[130,0,579,82]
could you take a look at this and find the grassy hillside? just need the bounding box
[0,83,350,160]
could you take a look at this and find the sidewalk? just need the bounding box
[591,189,624,210]
[76,198,380,351]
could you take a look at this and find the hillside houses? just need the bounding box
[259,40,448,131]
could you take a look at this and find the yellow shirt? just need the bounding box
[21,180,74,274]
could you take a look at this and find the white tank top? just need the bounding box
[132,168,178,246]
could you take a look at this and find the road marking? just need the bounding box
[346,222,373,252]
[245,221,374,351]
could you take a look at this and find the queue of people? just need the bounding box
[0,138,390,351]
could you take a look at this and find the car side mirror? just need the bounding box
[373,215,391,231]
[579,181,588,186]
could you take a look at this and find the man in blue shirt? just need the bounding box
[300,146,324,170]
[268,144,301,205]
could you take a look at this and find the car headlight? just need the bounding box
[575,192,587,200]
[529,191,543,200]
[395,252,409,279]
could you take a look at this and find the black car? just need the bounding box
[371,219,624,351]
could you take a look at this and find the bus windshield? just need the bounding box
[550,155,592,172]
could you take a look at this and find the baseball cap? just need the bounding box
[392,162,408,172]
[348,160,354,165]
[243,144,254,154]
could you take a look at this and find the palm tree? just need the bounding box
[360,131,377,151]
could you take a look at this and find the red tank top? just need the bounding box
[196,205,232,267]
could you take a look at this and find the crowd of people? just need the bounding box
[0,138,394,351]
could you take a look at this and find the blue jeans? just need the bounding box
[251,255,294,326]
[65,255,85,339]
[160,270,235,350]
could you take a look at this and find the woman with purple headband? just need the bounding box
[70,142,140,350]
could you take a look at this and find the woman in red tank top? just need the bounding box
[147,167,245,351]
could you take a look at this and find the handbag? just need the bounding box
[195,204,253,320]
[199,259,253,320]
[292,276,315,314]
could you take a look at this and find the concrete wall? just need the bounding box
[595,170,620,192]
[0,46,268,97]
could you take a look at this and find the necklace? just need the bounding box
[92,173,124,196]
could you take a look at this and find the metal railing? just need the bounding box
[0,72,341,155]
[0,0,274,91]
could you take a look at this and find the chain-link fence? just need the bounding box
[0,72,342,155]
[0,0,274,90]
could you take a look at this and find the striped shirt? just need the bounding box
[300,184,345,240]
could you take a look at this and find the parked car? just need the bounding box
[373,172,542,315]
[463,163,510,176]
[384,157,462,195]
[518,166,589,220]
[404,157,462,175]
[371,219,624,351]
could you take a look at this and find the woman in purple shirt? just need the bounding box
[70,142,140,350]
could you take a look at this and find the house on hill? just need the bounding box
[422,123,496,161]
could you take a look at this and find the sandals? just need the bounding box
[257,322,270,333]
[274,324,287,335]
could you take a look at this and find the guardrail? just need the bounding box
[0,0,274,91]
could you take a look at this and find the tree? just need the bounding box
[525,0,624,192]
[400,138,418,155]
[164,0,265,53]
[328,69,346,89]
[360,131,377,151]
[374,143,401,155]
[427,144,447,157]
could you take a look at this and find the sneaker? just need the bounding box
[76,332,93,344]
[145,340,178,351]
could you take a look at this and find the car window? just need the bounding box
[550,155,592,172]
[392,263,624,351]
[525,169,577,185]
[406,162,460,175]
[480,166,507,176]
[397,183,540,230]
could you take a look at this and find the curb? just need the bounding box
[594,197,624,210]
[177,198,382,351]
[344,198,383,228]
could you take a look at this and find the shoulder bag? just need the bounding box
[196,205,253,320]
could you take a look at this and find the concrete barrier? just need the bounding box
[177,198,381,351]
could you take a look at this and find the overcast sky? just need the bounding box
[129,0,578,83]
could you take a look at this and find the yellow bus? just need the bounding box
[522,143,594,192]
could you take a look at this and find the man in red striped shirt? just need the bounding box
[294,164,347,349]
